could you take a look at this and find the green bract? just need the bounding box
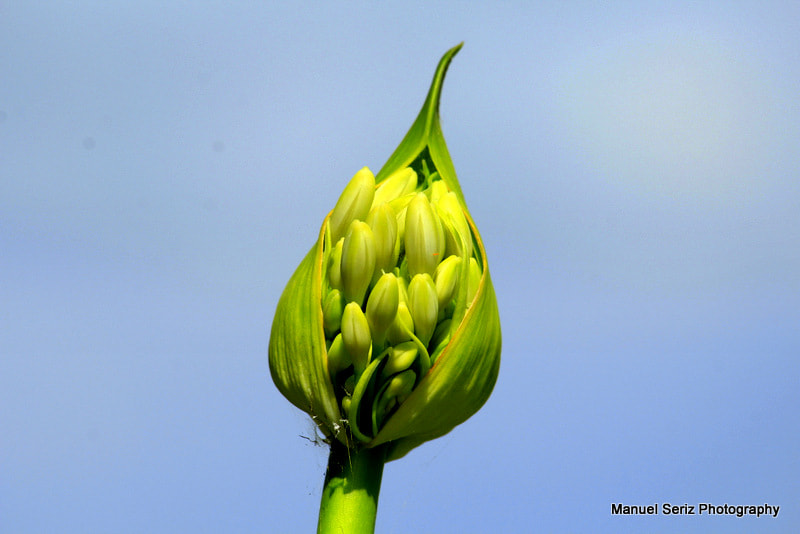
[269,44,501,461]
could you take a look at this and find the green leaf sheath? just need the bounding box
[317,442,386,534]
[269,240,343,442]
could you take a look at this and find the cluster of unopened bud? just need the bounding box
[321,164,482,442]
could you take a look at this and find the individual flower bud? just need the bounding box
[381,341,418,378]
[388,193,416,215]
[365,272,399,344]
[437,191,473,259]
[466,257,482,306]
[340,220,376,305]
[386,302,414,345]
[341,395,352,416]
[326,333,350,377]
[326,238,344,290]
[328,167,375,243]
[322,289,345,338]
[372,167,418,207]
[341,302,372,374]
[427,179,449,205]
[433,255,462,312]
[365,203,399,280]
[385,369,416,400]
[375,369,417,423]
[404,193,445,276]
[407,273,438,347]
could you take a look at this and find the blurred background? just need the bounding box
[2,2,798,532]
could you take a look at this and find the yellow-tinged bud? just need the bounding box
[433,255,462,312]
[405,193,445,276]
[374,369,418,429]
[340,220,376,305]
[326,333,350,377]
[407,273,438,347]
[322,289,345,338]
[341,302,371,374]
[327,238,344,290]
[385,369,416,399]
[373,167,418,207]
[328,167,375,243]
[381,341,418,378]
[365,203,399,280]
[365,272,399,342]
[437,191,473,259]
[427,179,449,205]
[387,192,416,214]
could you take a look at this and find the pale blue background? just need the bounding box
[2,2,798,533]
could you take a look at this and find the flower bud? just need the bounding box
[433,255,461,312]
[365,272,399,344]
[386,302,414,345]
[326,333,350,377]
[381,341,418,378]
[427,179,449,205]
[326,238,344,290]
[437,191,473,259]
[404,193,445,276]
[384,369,416,399]
[322,289,345,338]
[340,220,376,305]
[375,369,417,424]
[328,167,375,243]
[372,167,417,207]
[407,273,438,347]
[341,302,371,374]
[365,203,399,281]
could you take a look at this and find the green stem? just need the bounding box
[317,440,386,534]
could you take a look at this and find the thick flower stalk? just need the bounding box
[269,44,501,533]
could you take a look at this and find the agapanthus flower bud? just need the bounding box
[433,255,461,313]
[407,273,438,347]
[322,289,345,338]
[365,272,399,345]
[341,302,371,374]
[340,220,376,305]
[365,203,399,281]
[326,333,350,377]
[381,341,418,378]
[326,238,344,290]
[329,167,375,243]
[269,44,501,462]
[386,301,414,346]
[437,191,473,260]
[427,179,449,205]
[405,193,445,277]
[375,369,416,422]
[372,167,417,207]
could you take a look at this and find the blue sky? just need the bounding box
[2,2,798,532]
